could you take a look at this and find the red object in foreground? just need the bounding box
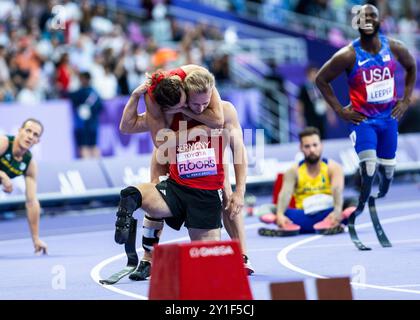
[149,240,253,300]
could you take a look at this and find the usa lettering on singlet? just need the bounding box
[348,33,397,117]
[363,66,394,103]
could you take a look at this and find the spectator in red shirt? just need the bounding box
[56,53,72,97]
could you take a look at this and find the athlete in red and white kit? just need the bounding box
[116,66,253,279]
[114,68,247,267]
[115,98,230,243]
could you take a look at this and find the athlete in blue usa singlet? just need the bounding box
[316,4,416,211]
[347,33,398,162]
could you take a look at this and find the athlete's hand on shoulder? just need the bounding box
[224,191,244,219]
[276,215,293,229]
[34,238,48,255]
[132,79,152,98]
[1,174,13,193]
[339,104,366,124]
[391,99,410,120]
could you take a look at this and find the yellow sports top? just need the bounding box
[293,159,331,209]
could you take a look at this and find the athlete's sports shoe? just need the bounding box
[243,255,255,276]
[129,260,151,281]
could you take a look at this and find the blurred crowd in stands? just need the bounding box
[0,0,418,104]
[245,0,418,28]
[187,0,420,134]
[0,0,231,103]
[206,0,419,49]
[0,0,419,137]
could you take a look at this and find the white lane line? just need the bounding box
[294,237,420,250]
[387,284,420,288]
[90,236,190,300]
[351,283,420,295]
[247,238,420,252]
[277,235,327,279]
[277,211,420,296]
[90,222,263,299]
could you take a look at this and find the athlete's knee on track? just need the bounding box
[119,186,142,213]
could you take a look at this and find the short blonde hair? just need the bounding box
[184,69,215,94]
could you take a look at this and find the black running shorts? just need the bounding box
[155,178,223,230]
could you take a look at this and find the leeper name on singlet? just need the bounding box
[177,141,217,179]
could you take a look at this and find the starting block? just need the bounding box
[149,240,253,300]
[316,277,353,300]
[270,281,307,300]
[270,277,353,300]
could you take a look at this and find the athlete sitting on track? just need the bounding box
[259,127,356,236]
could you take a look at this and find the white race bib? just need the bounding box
[366,78,394,103]
[177,148,217,179]
[302,194,334,215]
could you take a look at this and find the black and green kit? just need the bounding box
[0,136,32,178]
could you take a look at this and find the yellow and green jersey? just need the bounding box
[293,158,332,210]
[0,136,32,179]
